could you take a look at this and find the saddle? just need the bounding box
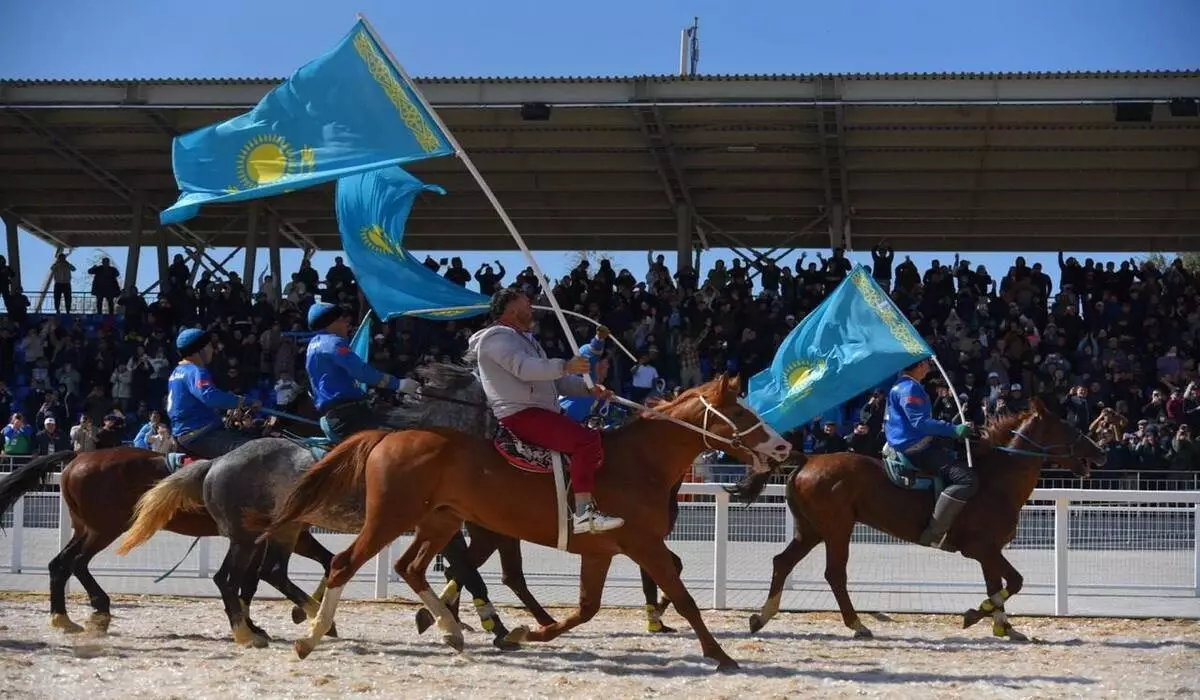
[492,424,571,551]
[880,445,945,493]
[165,439,330,474]
[164,453,200,474]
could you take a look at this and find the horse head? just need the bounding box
[661,374,792,472]
[989,396,1106,477]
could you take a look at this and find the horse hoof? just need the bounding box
[1006,628,1029,642]
[415,608,434,635]
[748,614,765,634]
[716,658,740,673]
[852,625,873,640]
[294,639,314,660]
[443,632,465,653]
[291,606,306,625]
[503,625,530,645]
[492,635,521,652]
[50,614,85,634]
[648,622,677,634]
[86,613,112,635]
[328,623,339,639]
[963,608,985,629]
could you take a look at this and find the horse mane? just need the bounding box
[416,362,479,392]
[976,409,1034,449]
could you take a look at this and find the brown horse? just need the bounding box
[0,406,334,637]
[728,397,1104,641]
[261,375,791,670]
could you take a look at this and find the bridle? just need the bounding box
[993,416,1098,464]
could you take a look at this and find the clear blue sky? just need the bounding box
[2,0,1197,298]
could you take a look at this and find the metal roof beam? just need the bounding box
[4,73,1200,108]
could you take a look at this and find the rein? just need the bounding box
[990,422,1095,462]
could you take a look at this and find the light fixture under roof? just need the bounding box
[726,145,758,153]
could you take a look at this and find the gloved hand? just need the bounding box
[953,423,972,439]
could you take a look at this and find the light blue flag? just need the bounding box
[337,167,490,321]
[349,313,372,391]
[747,265,933,434]
[161,20,453,225]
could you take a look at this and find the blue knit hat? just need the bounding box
[307,302,343,331]
[176,328,210,356]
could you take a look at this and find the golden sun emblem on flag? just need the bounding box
[237,133,294,189]
[360,224,403,259]
[783,359,827,403]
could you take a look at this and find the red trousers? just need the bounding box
[499,407,604,492]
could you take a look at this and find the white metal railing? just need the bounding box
[3,477,1199,616]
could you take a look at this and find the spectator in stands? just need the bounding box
[35,416,70,455]
[811,421,848,454]
[50,253,76,314]
[96,414,124,449]
[443,257,471,287]
[475,261,506,294]
[133,409,164,450]
[70,415,96,452]
[148,423,176,453]
[88,258,121,315]
[3,412,34,456]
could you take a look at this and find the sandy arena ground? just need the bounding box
[0,593,1197,699]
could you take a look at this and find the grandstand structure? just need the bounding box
[1,70,1199,298]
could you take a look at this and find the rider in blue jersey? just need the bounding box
[167,328,259,459]
[559,328,612,427]
[884,357,976,549]
[305,302,406,442]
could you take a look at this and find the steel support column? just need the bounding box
[3,214,21,292]
[156,226,170,292]
[243,203,260,287]
[268,212,282,303]
[675,202,693,273]
[124,197,144,293]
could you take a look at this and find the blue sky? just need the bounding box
[1,0,1197,296]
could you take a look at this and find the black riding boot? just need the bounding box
[919,492,968,550]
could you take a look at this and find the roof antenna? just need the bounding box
[678,17,700,77]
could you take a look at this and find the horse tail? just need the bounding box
[117,460,212,555]
[724,450,807,505]
[0,451,76,517]
[259,430,389,542]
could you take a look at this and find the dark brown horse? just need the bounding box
[0,402,333,637]
[261,375,792,670]
[728,397,1104,641]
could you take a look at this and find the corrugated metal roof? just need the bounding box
[1,70,1197,86]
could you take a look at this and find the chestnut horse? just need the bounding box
[261,375,791,670]
[0,403,333,636]
[728,397,1104,641]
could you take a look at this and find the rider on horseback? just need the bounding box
[885,357,977,549]
[559,329,612,428]
[168,328,260,459]
[467,288,622,535]
[305,302,411,442]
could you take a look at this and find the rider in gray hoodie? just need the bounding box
[466,288,621,534]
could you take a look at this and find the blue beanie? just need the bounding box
[176,328,210,356]
[307,302,343,331]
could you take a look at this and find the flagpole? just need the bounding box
[931,355,974,468]
[357,15,593,387]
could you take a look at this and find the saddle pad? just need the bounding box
[880,446,942,492]
[165,453,198,474]
[494,424,564,475]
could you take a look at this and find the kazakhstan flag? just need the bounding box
[337,167,489,321]
[747,265,932,434]
[161,20,453,225]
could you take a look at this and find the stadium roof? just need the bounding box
[1,70,1199,255]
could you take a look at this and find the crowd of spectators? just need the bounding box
[0,244,1198,478]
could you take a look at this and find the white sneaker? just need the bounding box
[572,504,624,535]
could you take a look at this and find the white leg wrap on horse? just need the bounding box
[989,590,1009,608]
[761,594,781,622]
[473,599,496,622]
[309,585,343,641]
[418,590,459,633]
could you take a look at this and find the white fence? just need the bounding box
[3,478,1199,618]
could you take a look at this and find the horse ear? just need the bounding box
[1030,395,1048,415]
[726,374,742,398]
[707,374,730,403]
